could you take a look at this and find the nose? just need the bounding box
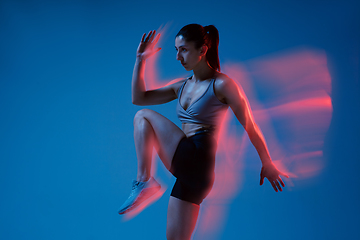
[176,51,183,61]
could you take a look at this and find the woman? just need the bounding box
[118,24,288,240]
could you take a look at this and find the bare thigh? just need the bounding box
[134,109,186,169]
[166,197,200,240]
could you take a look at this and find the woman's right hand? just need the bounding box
[136,30,161,60]
[260,161,289,192]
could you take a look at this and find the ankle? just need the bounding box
[137,175,150,182]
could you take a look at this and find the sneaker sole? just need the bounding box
[118,185,161,215]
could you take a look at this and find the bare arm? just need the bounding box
[132,30,182,106]
[216,75,288,191]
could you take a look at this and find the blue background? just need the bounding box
[1,0,359,239]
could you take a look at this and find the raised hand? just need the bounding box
[136,30,161,60]
[260,162,289,192]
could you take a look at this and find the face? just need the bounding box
[175,35,203,71]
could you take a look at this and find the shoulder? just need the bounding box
[214,72,235,89]
[167,77,186,86]
[214,73,239,103]
[166,77,188,95]
[169,77,188,88]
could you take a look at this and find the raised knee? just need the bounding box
[134,109,151,125]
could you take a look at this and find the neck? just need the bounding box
[192,59,216,81]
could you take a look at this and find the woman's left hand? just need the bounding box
[260,162,289,192]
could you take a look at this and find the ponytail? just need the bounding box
[204,25,220,71]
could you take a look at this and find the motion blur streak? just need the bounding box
[122,187,166,221]
[196,48,333,238]
[143,23,176,90]
[122,137,167,221]
[135,29,332,236]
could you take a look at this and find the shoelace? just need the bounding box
[132,181,141,190]
[128,181,141,197]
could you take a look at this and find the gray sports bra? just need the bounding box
[176,76,228,125]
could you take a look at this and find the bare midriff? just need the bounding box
[182,122,216,138]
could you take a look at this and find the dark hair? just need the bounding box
[176,23,220,71]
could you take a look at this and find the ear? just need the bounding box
[200,45,208,56]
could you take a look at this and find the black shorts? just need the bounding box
[170,131,217,205]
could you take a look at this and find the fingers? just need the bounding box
[275,181,282,192]
[143,30,157,43]
[269,179,283,192]
[282,172,289,178]
[154,47,162,53]
[153,32,161,45]
[140,33,146,43]
[270,181,278,192]
[262,174,286,192]
[260,166,289,192]
[149,30,156,42]
[148,31,159,45]
[279,177,285,187]
[260,168,264,185]
[278,172,289,188]
[144,30,152,42]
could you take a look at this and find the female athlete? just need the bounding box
[118,23,288,240]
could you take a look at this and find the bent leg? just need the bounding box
[134,109,185,182]
[166,196,200,240]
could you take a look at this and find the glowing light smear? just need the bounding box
[131,26,332,237]
[122,187,166,221]
[196,48,333,238]
[144,23,185,91]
